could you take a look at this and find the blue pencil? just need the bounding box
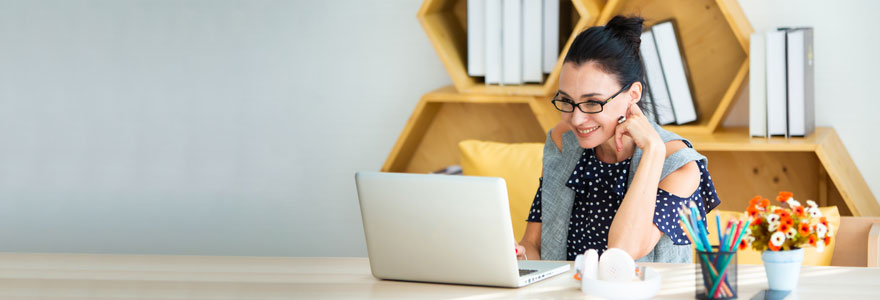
[715,214,723,246]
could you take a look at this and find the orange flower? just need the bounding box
[768,242,781,251]
[824,236,832,246]
[753,217,762,225]
[798,223,811,236]
[779,222,791,233]
[760,198,770,208]
[777,191,794,202]
[808,234,818,246]
[780,216,794,228]
[739,239,749,250]
[747,206,760,218]
[819,217,829,228]
[778,210,792,220]
[793,206,805,217]
[750,196,762,207]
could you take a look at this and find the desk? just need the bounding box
[0,254,877,299]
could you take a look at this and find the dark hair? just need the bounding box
[564,16,650,112]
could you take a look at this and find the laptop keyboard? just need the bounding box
[519,269,538,276]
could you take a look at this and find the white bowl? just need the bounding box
[580,266,661,300]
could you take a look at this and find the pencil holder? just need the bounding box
[695,246,737,300]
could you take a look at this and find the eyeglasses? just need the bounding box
[551,82,634,114]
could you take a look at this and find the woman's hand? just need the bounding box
[515,243,528,260]
[614,103,663,153]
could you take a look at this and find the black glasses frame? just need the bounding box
[551,82,634,114]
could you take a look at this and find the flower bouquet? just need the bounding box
[740,191,833,291]
[740,191,833,252]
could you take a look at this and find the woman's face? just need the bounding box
[557,61,641,149]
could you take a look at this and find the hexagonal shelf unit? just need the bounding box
[417,0,605,96]
[382,86,560,173]
[596,0,753,135]
[687,128,880,217]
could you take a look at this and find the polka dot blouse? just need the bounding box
[527,143,720,260]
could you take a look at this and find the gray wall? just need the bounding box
[0,0,875,257]
[0,0,448,256]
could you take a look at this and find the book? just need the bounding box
[467,0,486,77]
[502,0,523,85]
[765,29,788,136]
[749,32,767,137]
[522,0,543,83]
[484,0,502,84]
[542,0,559,74]
[786,27,814,137]
[651,21,697,125]
[639,30,676,125]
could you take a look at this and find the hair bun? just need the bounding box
[605,15,644,51]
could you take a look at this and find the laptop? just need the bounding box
[354,171,570,287]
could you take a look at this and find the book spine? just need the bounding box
[467,0,486,77]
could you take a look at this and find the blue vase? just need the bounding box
[761,248,804,291]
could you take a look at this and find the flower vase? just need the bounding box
[761,248,804,291]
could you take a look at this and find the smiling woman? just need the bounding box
[514,15,720,263]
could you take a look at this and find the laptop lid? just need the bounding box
[355,171,522,287]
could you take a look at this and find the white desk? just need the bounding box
[0,253,877,299]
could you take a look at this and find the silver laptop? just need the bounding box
[354,171,570,287]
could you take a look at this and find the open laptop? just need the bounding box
[354,171,570,287]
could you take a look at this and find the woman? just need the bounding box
[515,16,720,263]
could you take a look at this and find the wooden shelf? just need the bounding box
[681,127,879,217]
[382,86,559,173]
[387,1,878,219]
[417,0,605,96]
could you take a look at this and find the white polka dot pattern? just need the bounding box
[527,146,721,260]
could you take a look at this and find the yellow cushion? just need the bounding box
[459,140,544,241]
[700,206,840,266]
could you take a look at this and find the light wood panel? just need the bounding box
[703,151,820,212]
[417,0,605,96]
[382,87,556,173]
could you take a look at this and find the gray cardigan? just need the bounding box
[539,122,707,262]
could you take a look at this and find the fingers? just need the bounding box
[513,243,526,260]
[515,243,526,260]
[614,121,626,152]
[627,102,644,118]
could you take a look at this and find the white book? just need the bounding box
[502,0,522,84]
[652,22,696,125]
[749,32,767,137]
[542,0,559,74]
[485,0,502,84]
[786,27,815,137]
[467,0,486,77]
[765,30,788,136]
[639,30,676,125]
[522,0,543,83]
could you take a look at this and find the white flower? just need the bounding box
[768,220,779,232]
[745,235,755,244]
[816,240,825,253]
[787,199,801,207]
[817,223,827,238]
[808,207,822,218]
[767,213,780,224]
[770,231,786,247]
[785,228,796,239]
[806,200,818,208]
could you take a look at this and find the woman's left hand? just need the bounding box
[614,103,663,153]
